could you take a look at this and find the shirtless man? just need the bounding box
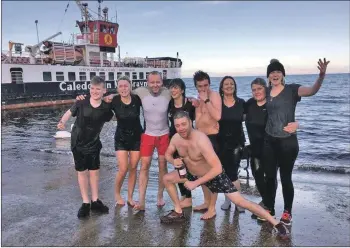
[190,70,222,220]
[160,111,289,237]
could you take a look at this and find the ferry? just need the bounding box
[1,0,182,110]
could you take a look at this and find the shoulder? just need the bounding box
[160,87,171,100]
[101,101,112,110]
[246,97,255,105]
[237,97,246,104]
[133,87,149,99]
[286,83,301,90]
[209,90,221,99]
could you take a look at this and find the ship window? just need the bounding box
[146,72,149,79]
[56,72,64,81]
[99,72,105,80]
[79,72,87,81]
[10,67,23,84]
[139,72,144,80]
[68,72,76,81]
[43,71,52,81]
[108,72,114,80]
[90,72,96,79]
[132,72,137,80]
[117,72,122,79]
[125,72,130,78]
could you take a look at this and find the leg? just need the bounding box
[89,169,100,202]
[77,170,90,203]
[226,191,279,226]
[193,185,211,211]
[277,135,299,222]
[178,183,192,208]
[127,151,140,206]
[201,192,217,220]
[157,155,168,206]
[114,151,129,205]
[163,171,187,213]
[251,156,266,199]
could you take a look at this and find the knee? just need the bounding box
[163,173,173,185]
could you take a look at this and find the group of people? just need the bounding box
[57,58,330,238]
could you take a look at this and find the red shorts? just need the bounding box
[140,133,169,157]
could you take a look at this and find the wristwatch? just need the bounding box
[204,99,210,104]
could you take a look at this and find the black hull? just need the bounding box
[1,79,172,105]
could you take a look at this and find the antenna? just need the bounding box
[35,20,40,44]
[98,0,103,20]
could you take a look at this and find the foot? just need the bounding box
[193,203,209,212]
[157,198,165,207]
[91,199,109,214]
[220,197,231,210]
[280,210,293,225]
[160,210,186,223]
[180,198,192,209]
[127,199,136,208]
[235,205,246,213]
[115,198,126,206]
[133,203,145,211]
[200,209,216,220]
[273,222,290,238]
[77,203,90,219]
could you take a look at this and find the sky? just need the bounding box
[1,1,349,77]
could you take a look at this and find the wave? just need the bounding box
[31,148,72,155]
[295,164,350,174]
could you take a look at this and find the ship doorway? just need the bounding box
[10,67,23,84]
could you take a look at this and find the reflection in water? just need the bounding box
[199,219,218,246]
[216,210,241,246]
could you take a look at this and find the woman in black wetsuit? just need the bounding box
[167,78,195,208]
[217,76,246,212]
[244,78,298,219]
[262,58,329,225]
[112,76,143,207]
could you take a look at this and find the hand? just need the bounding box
[76,95,86,100]
[173,158,184,168]
[184,180,198,191]
[57,121,65,130]
[317,58,330,77]
[283,122,298,133]
[198,90,209,102]
[103,94,114,103]
[188,97,200,108]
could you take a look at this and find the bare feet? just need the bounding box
[127,199,136,207]
[193,203,209,212]
[133,203,145,211]
[115,197,125,206]
[200,209,216,220]
[180,198,192,208]
[157,198,165,207]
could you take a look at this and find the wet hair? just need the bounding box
[193,70,211,87]
[147,71,163,81]
[173,110,191,121]
[251,77,267,88]
[169,78,186,105]
[117,75,131,85]
[219,76,237,100]
[91,76,106,88]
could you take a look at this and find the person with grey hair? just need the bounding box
[57,76,114,219]
[262,58,330,225]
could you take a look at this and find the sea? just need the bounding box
[1,73,350,177]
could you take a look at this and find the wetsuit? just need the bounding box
[244,98,268,199]
[111,94,143,151]
[263,83,301,213]
[218,97,246,182]
[168,98,195,199]
[133,87,171,156]
[70,98,114,171]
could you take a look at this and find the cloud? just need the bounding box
[141,10,163,17]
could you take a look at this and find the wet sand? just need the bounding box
[1,146,349,247]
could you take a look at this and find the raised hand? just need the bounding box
[318,58,330,77]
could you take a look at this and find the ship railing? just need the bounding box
[52,42,76,65]
[74,33,99,45]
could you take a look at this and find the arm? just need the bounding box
[298,58,330,97]
[283,121,299,133]
[165,136,177,165]
[192,134,223,186]
[57,109,72,130]
[204,91,222,121]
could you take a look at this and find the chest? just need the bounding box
[266,89,294,112]
[221,103,244,122]
[113,101,140,119]
[81,106,107,124]
[142,96,169,113]
[246,104,267,124]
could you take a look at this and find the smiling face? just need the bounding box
[117,80,131,97]
[174,117,192,139]
[170,85,184,100]
[268,70,284,87]
[221,78,235,96]
[89,82,106,100]
[251,83,266,102]
[148,74,163,94]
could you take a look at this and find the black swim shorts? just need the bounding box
[187,170,237,194]
[114,129,141,151]
[72,148,101,172]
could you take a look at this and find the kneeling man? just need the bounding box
[160,111,287,236]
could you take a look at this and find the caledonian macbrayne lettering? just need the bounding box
[59,80,148,91]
